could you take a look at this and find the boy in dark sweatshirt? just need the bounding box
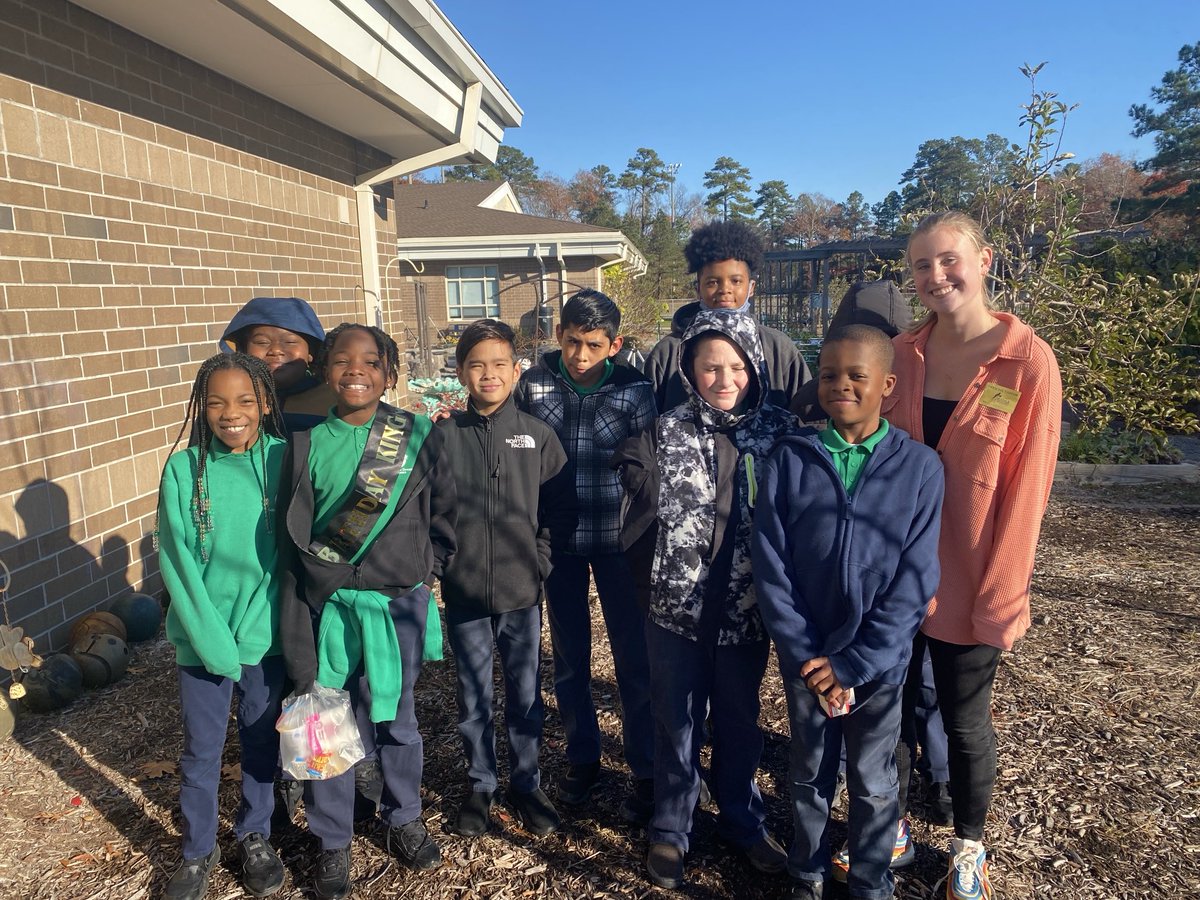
[437,319,576,838]
[752,325,944,900]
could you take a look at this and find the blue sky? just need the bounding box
[436,0,1199,210]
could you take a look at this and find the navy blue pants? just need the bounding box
[783,677,902,900]
[543,552,653,779]
[305,586,429,850]
[647,622,769,852]
[446,604,544,794]
[177,655,287,859]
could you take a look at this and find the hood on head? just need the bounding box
[678,308,767,420]
[219,297,325,354]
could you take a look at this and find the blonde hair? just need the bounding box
[905,211,996,328]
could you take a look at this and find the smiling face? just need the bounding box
[817,339,896,443]
[457,337,515,416]
[690,333,753,413]
[697,258,754,310]
[325,327,391,425]
[205,367,267,453]
[556,323,621,388]
[908,225,993,320]
[240,325,312,371]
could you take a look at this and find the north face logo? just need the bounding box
[506,434,536,449]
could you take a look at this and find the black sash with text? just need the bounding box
[308,404,430,564]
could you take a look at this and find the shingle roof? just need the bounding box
[393,181,624,239]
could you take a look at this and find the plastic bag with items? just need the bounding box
[276,683,366,780]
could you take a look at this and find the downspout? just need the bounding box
[556,243,567,315]
[353,81,484,328]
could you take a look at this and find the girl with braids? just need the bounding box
[156,352,290,900]
[277,324,456,900]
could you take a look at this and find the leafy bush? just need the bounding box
[1058,429,1181,464]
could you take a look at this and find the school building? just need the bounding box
[0,0,521,651]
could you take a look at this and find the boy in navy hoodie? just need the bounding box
[437,319,575,839]
[752,325,944,900]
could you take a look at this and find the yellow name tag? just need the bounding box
[979,383,1020,413]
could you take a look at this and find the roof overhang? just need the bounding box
[394,234,649,276]
[69,0,522,169]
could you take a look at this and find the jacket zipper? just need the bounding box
[484,415,496,612]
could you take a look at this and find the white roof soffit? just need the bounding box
[395,235,649,273]
[69,0,522,163]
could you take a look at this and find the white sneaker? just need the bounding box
[947,838,992,900]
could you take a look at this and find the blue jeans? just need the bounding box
[543,552,653,779]
[305,586,429,850]
[647,622,769,852]
[177,655,287,858]
[446,604,544,794]
[783,676,902,900]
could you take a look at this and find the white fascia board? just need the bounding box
[395,233,646,268]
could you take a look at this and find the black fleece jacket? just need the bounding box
[276,415,457,690]
[437,398,576,617]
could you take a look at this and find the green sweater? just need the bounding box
[158,434,287,678]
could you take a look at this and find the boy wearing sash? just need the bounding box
[514,290,658,822]
[278,324,456,900]
[437,319,576,838]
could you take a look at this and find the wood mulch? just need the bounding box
[1,482,1196,900]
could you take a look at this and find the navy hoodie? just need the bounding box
[752,426,944,688]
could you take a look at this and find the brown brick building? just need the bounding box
[0,0,520,650]
[387,181,646,373]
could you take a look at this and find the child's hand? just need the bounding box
[800,657,844,699]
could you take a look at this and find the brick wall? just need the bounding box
[0,0,404,651]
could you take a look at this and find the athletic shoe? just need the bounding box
[238,833,284,897]
[388,818,442,871]
[832,817,915,883]
[646,841,685,890]
[312,847,350,900]
[789,878,825,899]
[557,760,602,806]
[452,789,495,837]
[744,833,788,874]
[947,838,992,900]
[164,845,220,900]
[508,787,561,836]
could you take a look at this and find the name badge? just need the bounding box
[979,383,1020,414]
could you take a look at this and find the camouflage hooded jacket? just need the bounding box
[612,308,798,645]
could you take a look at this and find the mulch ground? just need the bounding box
[1,481,1197,900]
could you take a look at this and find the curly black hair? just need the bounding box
[320,323,400,389]
[683,220,765,276]
[157,352,284,562]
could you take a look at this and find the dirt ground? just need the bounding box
[0,481,1196,900]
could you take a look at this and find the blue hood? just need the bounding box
[219,297,325,354]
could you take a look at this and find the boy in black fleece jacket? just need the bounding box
[437,319,576,838]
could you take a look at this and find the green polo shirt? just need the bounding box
[559,357,614,395]
[819,419,889,494]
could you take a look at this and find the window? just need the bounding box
[445,265,499,319]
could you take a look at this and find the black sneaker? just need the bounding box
[313,847,350,900]
[164,845,220,900]
[388,818,442,870]
[271,778,303,832]
[508,787,561,836]
[238,833,284,897]
[452,789,495,837]
[789,878,825,899]
[646,841,685,890]
[353,757,383,823]
[619,778,654,826]
[744,833,788,874]
[926,780,954,827]
[557,760,601,806]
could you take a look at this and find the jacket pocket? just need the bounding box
[961,410,1009,488]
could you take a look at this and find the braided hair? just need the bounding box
[155,352,285,562]
[320,323,400,389]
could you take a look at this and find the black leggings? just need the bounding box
[896,633,1001,841]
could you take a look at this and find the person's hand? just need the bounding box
[271,358,310,392]
[430,409,452,423]
[800,657,843,699]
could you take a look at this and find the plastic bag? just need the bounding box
[276,683,365,780]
